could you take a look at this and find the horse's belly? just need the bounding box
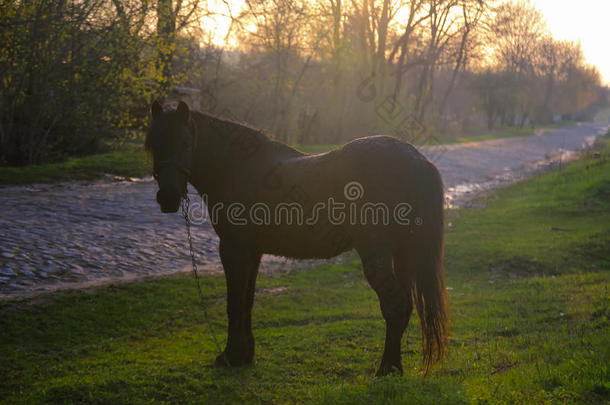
[257,225,352,259]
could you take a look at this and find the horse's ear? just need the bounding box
[151,100,163,120]
[176,101,190,123]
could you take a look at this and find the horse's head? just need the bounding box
[146,100,196,213]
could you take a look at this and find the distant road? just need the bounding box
[422,122,609,207]
[0,122,607,298]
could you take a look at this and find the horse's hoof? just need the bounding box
[214,352,231,367]
[375,363,403,377]
[213,352,254,367]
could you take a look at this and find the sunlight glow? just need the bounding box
[532,0,610,84]
[200,0,610,85]
[201,0,244,48]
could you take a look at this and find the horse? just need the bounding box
[145,100,449,376]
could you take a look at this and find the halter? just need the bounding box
[152,120,198,182]
[154,158,191,177]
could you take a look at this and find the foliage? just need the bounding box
[0,0,156,166]
[0,144,151,184]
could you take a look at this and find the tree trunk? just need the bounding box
[156,0,176,97]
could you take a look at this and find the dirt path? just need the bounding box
[425,123,608,207]
[0,123,607,298]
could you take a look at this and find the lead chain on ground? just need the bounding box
[181,195,226,361]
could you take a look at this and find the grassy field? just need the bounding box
[0,145,152,185]
[0,136,608,404]
[449,121,574,144]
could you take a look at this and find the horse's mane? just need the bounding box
[145,107,303,160]
[192,110,266,141]
[192,110,303,159]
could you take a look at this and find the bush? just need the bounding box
[0,0,154,166]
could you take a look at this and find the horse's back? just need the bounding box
[339,135,427,160]
[282,136,436,199]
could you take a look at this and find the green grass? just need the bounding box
[451,121,575,144]
[0,145,151,185]
[0,137,609,404]
[453,126,537,144]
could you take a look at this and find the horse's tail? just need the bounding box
[410,159,449,375]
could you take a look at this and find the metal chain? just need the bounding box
[181,194,226,360]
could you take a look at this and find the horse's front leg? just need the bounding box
[215,240,261,367]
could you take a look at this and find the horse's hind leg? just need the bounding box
[216,240,261,367]
[357,247,411,376]
[393,248,415,356]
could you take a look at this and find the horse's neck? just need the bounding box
[189,112,303,197]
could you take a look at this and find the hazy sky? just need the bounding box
[533,0,610,85]
[206,0,610,85]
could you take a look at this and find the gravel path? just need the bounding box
[435,123,608,207]
[0,123,607,298]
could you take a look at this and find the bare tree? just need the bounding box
[437,0,486,120]
[239,0,312,142]
[485,0,546,126]
[488,0,545,74]
[388,0,428,98]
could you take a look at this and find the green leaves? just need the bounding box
[0,0,157,166]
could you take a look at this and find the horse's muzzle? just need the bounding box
[157,189,181,213]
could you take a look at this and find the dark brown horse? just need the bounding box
[145,101,448,376]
